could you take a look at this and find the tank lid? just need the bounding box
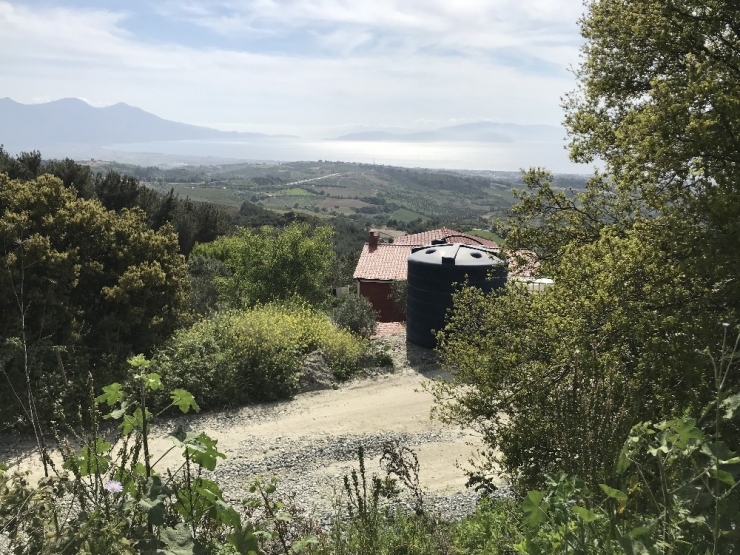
[407,243,504,267]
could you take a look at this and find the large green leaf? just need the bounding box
[521,490,548,528]
[572,506,600,522]
[600,484,628,502]
[171,389,200,414]
[139,476,173,526]
[62,438,112,477]
[228,522,259,555]
[96,383,124,406]
[156,524,206,555]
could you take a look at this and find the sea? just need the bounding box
[107,138,595,174]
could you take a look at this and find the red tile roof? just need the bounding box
[353,244,413,281]
[353,228,500,281]
[393,227,498,248]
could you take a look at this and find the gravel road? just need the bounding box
[0,331,503,521]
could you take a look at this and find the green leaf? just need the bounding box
[105,400,130,420]
[669,418,703,446]
[121,407,151,434]
[572,506,600,522]
[274,511,292,522]
[293,537,319,553]
[185,433,225,471]
[139,476,172,527]
[228,522,259,555]
[157,523,206,555]
[617,445,632,474]
[600,484,628,502]
[63,438,112,477]
[145,373,162,391]
[721,393,740,420]
[708,467,736,486]
[171,389,200,414]
[628,526,652,538]
[521,490,548,528]
[128,354,152,370]
[96,383,124,406]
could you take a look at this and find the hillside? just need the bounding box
[86,159,587,229]
[0,97,287,149]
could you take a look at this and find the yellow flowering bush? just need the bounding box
[154,303,366,408]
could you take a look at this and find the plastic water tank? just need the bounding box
[406,243,506,348]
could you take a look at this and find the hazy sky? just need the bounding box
[0,1,586,137]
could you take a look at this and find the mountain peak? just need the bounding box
[0,97,273,147]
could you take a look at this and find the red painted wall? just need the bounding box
[358,281,405,322]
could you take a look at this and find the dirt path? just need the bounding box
[0,332,494,518]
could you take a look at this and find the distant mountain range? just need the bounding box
[332,122,565,143]
[0,97,290,149]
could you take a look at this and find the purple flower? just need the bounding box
[104,480,123,494]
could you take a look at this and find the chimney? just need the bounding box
[368,230,379,249]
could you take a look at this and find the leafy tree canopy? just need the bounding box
[434,0,740,494]
[0,172,189,427]
[192,222,334,307]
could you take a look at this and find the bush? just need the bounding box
[154,303,367,409]
[191,222,334,308]
[388,280,407,318]
[452,498,522,554]
[330,294,378,338]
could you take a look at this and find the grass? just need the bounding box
[390,207,427,223]
[469,228,506,245]
[275,187,314,196]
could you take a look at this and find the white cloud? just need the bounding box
[0,0,585,135]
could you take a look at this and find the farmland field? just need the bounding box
[93,159,587,231]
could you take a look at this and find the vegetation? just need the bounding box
[0,147,232,257]
[154,304,367,409]
[329,294,378,339]
[192,223,334,308]
[6,1,740,553]
[0,364,524,554]
[428,0,740,553]
[0,356,243,554]
[0,172,189,429]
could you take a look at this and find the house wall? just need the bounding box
[358,280,406,322]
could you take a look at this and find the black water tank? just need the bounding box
[406,243,506,348]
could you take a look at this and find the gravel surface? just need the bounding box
[0,330,506,524]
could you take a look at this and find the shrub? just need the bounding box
[330,294,378,339]
[451,498,522,555]
[154,303,367,409]
[192,222,334,308]
[388,280,407,318]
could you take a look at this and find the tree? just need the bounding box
[433,0,740,494]
[0,173,189,428]
[192,222,334,307]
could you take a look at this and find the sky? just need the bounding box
[0,0,586,137]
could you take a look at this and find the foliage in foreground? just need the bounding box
[0,355,522,555]
[154,303,367,409]
[0,171,189,431]
[516,331,740,554]
[0,356,243,555]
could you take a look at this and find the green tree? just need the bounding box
[433,0,740,494]
[192,222,334,307]
[0,172,189,428]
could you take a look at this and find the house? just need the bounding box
[353,228,498,322]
